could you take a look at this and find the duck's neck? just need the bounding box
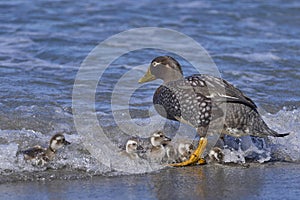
[163,71,183,83]
[126,147,136,154]
[45,147,56,160]
[48,145,56,153]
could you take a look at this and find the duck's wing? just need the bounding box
[154,74,257,128]
[186,74,257,110]
[21,145,46,159]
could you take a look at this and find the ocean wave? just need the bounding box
[219,52,281,63]
[221,108,299,164]
[0,107,298,182]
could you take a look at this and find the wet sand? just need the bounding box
[1,162,299,200]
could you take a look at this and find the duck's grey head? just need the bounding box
[139,56,183,83]
[49,133,71,152]
[150,131,171,147]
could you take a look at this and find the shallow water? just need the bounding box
[1,163,300,200]
[0,0,299,188]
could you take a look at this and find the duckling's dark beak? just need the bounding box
[163,136,172,142]
[137,145,144,151]
[162,137,171,147]
[64,140,71,145]
[138,67,156,83]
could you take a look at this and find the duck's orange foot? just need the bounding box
[197,158,206,165]
[170,137,207,167]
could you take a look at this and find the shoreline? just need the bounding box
[1,162,299,200]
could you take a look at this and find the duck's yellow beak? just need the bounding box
[138,67,156,83]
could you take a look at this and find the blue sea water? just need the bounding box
[0,0,299,195]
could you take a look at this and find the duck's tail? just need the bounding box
[267,128,289,137]
[252,111,290,138]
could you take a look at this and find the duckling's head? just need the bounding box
[139,56,183,83]
[125,139,138,154]
[125,139,144,154]
[178,143,194,156]
[49,134,71,152]
[208,147,224,163]
[150,131,171,147]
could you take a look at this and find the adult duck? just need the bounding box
[138,56,289,166]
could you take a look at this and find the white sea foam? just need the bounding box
[0,108,298,181]
[222,52,281,62]
[222,108,299,163]
[266,109,300,162]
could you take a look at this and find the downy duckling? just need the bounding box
[120,139,143,160]
[177,142,194,162]
[20,133,70,166]
[162,140,177,164]
[208,147,224,164]
[148,131,171,164]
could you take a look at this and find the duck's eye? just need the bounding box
[152,61,159,67]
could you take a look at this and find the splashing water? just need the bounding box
[0,108,298,182]
[221,108,299,164]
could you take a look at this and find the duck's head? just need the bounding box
[139,56,183,83]
[208,147,224,163]
[126,139,143,154]
[49,133,71,152]
[150,131,171,147]
[178,143,194,156]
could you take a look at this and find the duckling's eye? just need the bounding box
[132,143,137,146]
[152,61,159,67]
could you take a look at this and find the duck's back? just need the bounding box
[21,145,46,160]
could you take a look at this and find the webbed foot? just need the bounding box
[170,137,207,167]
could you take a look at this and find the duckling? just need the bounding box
[177,142,194,162]
[207,147,224,164]
[148,131,171,164]
[162,140,177,164]
[120,139,143,160]
[20,133,70,166]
